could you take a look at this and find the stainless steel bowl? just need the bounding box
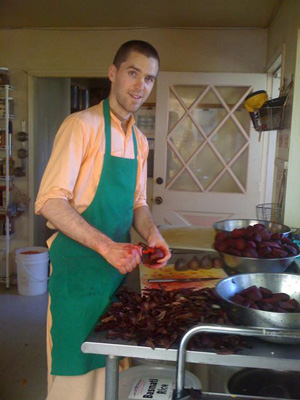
[216,273,300,344]
[213,219,291,236]
[218,251,298,275]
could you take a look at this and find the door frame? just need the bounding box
[28,69,107,245]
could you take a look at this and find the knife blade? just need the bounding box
[148,277,220,283]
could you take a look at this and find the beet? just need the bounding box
[200,255,213,269]
[283,245,298,256]
[215,232,229,242]
[271,233,282,240]
[235,239,246,251]
[278,301,297,311]
[213,223,299,260]
[272,293,290,302]
[259,241,281,248]
[187,256,201,270]
[97,286,249,353]
[230,285,299,313]
[259,286,273,298]
[246,241,257,249]
[248,233,262,243]
[271,248,288,258]
[260,229,272,240]
[174,258,188,271]
[231,228,246,238]
[243,248,259,258]
[240,285,263,302]
[287,298,300,309]
[253,223,266,230]
[212,257,224,268]
[148,249,165,265]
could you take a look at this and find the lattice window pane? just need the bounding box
[211,171,242,193]
[190,145,223,190]
[173,85,207,108]
[212,118,247,163]
[169,169,200,192]
[169,116,204,162]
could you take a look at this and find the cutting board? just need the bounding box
[139,249,227,292]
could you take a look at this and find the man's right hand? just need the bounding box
[40,199,142,275]
[101,242,142,274]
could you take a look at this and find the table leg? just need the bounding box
[105,355,120,400]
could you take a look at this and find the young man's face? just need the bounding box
[108,51,159,120]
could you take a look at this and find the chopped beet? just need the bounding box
[239,285,263,301]
[259,286,273,298]
[278,301,297,311]
[272,293,290,301]
[230,285,299,313]
[243,248,259,258]
[96,286,249,353]
[288,298,300,309]
[231,228,246,238]
[230,294,245,305]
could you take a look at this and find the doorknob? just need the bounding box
[155,196,163,205]
[156,177,164,185]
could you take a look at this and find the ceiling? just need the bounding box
[0,0,283,29]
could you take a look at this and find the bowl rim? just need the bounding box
[215,272,300,315]
[217,250,300,261]
[213,218,291,232]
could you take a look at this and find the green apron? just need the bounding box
[48,98,138,375]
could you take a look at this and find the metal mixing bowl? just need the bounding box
[217,251,298,275]
[216,273,300,344]
[213,219,291,236]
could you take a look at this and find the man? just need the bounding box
[35,40,171,400]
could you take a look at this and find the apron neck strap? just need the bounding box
[103,98,137,159]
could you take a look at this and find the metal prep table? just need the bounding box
[82,258,300,400]
[82,324,300,400]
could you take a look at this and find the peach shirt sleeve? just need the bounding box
[35,102,149,226]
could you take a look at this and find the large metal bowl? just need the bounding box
[216,273,300,344]
[218,251,298,275]
[213,219,291,237]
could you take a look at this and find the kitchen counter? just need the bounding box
[159,225,215,251]
[82,329,300,373]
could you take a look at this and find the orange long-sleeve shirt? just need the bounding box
[35,101,149,244]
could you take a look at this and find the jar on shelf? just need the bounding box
[0,68,9,85]
[3,157,15,175]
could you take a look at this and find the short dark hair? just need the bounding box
[113,40,160,69]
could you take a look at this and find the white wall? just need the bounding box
[267,0,300,227]
[0,27,267,266]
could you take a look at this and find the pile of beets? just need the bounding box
[230,285,300,313]
[214,223,299,259]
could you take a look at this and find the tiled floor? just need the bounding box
[0,284,48,400]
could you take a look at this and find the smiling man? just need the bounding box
[35,40,171,400]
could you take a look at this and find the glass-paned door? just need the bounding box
[152,72,269,226]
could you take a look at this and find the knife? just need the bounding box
[148,277,220,283]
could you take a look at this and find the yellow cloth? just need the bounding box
[46,361,131,400]
[35,100,149,246]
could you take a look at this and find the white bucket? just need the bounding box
[16,246,49,296]
[119,364,201,400]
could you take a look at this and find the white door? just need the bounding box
[152,72,268,226]
[29,77,70,246]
